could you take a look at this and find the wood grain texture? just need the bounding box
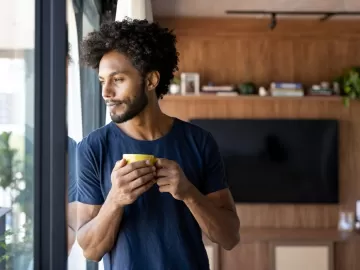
[160,95,360,228]
[239,228,360,243]
[335,241,360,270]
[156,17,360,88]
[220,242,270,270]
[156,18,360,269]
[220,241,360,270]
[160,95,360,270]
[152,0,359,17]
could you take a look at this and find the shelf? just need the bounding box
[161,94,343,102]
[239,228,360,243]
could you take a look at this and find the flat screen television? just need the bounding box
[190,119,339,204]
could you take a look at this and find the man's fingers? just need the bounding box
[156,177,171,186]
[113,159,127,171]
[129,172,156,190]
[156,168,168,178]
[120,160,153,175]
[132,179,155,197]
[124,166,156,182]
[158,184,172,193]
[155,158,175,169]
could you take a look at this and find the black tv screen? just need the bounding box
[190,119,339,204]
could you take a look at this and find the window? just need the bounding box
[0,93,13,125]
[67,0,103,269]
[0,1,35,269]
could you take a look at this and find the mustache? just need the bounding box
[105,100,123,106]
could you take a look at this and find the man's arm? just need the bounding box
[74,140,124,261]
[156,131,240,250]
[67,139,79,254]
[76,198,123,262]
[67,202,78,254]
[156,159,240,250]
[183,188,240,250]
[76,158,156,261]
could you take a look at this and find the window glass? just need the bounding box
[0,0,35,269]
[67,0,102,269]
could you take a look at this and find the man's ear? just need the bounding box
[146,71,160,92]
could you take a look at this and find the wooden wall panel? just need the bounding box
[219,241,360,270]
[335,242,360,270]
[159,96,360,228]
[160,96,360,270]
[220,242,270,270]
[156,17,360,88]
[151,0,356,17]
[157,18,360,270]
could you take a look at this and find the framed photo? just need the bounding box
[180,72,200,95]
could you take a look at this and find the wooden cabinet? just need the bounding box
[212,228,359,270]
[270,242,333,270]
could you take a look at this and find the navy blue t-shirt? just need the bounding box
[76,118,228,270]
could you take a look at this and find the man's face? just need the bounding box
[98,50,148,124]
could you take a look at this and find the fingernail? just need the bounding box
[146,160,150,165]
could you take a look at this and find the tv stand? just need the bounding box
[204,228,360,270]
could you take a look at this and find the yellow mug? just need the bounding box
[123,154,157,165]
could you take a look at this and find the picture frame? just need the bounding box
[180,72,200,95]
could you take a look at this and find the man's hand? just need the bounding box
[155,158,194,201]
[108,159,156,207]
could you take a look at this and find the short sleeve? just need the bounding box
[76,139,104,205]
[201,132,229,195]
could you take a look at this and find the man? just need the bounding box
[66,39,77,255]
[76,18,240,270]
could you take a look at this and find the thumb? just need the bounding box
[113,159,127,171]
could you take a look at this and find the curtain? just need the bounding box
[67,0,83,142]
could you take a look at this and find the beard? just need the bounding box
[109,83,148,124]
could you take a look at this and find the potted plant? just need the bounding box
[237,82,257,95]
[335,67,360,107]
[0,132,33,269]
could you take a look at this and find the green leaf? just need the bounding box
[343,97,350,107]
[0,241,6,249]
[0,254,10,263]
[342,69,360,107]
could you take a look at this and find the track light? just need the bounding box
[269,13,277,30]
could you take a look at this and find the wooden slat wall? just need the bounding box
[160,96,360,228]
[155,17,360,88]
[159,96,360,270]
[152,0,360,17]
[156,17,360,270]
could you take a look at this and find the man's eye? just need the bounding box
[114,78,124,82]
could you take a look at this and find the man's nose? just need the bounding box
[102,82,115,99]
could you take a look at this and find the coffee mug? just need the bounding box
[123,154,157,165]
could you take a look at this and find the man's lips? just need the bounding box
[106,102,122,107]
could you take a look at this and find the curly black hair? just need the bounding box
[81,18,179,99]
